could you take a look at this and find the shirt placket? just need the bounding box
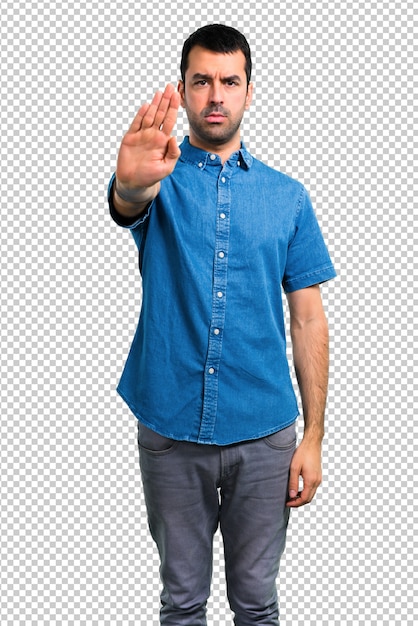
[198,162,233,443]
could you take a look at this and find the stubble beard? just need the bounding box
[186,106,244,148]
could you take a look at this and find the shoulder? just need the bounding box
[249,155,306,206]
[251,155,303,187]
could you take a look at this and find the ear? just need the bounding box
[245,82,253,110]
[177,80,185,107]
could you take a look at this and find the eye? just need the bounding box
[195,80,208,86]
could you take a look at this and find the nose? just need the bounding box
[209,81,223,104]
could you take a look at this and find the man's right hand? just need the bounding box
[114,84,181,215]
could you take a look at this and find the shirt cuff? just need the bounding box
[107,173,152,229]
[283,264,337,293]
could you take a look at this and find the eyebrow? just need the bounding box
[191,73,242,83]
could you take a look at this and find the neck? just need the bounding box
[188,132,241,164]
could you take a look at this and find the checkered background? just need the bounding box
[1,1,416,624]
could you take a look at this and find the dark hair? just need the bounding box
[180,24,252,85]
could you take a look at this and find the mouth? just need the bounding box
[204,110,227,123]
[205,114,226,123]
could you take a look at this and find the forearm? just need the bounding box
[290,313,329,443]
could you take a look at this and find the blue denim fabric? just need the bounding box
[109,137,336,445]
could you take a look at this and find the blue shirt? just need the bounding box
[109,137,336,445]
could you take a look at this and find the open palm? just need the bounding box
[116,84,181,196]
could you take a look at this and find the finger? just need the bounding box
[287,478,309,507]
[141,85,177,130]
[286,479,319,508]
[152,86,175,129]
[141,90,164,129]
[161,91,180,136]
[127,85,178,134]
[127,102,151,134]
[165,136,181,162]
[286,492,302,507]
[153,86,179,130]
[287,465,300,501]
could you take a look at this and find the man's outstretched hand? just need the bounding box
[115,84,181,206]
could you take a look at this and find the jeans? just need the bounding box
[138,422,296,625]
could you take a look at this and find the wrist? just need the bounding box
[302,430,324,446]
[115,179,158,205]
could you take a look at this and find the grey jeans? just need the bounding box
[138,422,296,626]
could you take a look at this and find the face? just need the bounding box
[178,46,253,155]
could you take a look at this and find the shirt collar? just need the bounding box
[179,136,253,170]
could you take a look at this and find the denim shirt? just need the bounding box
[109,137,336,445]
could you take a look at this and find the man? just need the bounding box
[109,24,336,626]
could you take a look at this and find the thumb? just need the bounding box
[166,136,181,161]
[288,463,300,500]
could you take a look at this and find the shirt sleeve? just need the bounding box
[107,173,152,229]
[282,185,337,293]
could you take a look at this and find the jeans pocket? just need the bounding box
[138,422,179,454]
[263,423,297,450]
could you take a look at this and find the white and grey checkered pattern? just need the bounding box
[1,1,416,624]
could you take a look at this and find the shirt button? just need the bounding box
[217,291,223,298]
[208,367,215,374]
[198,162,203,168]
[220,213,226,219]
[237,160,241,167]
[214,328,220,335]
[218,251,225,259]
[210,154,216,161]
[221,177,226,183]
